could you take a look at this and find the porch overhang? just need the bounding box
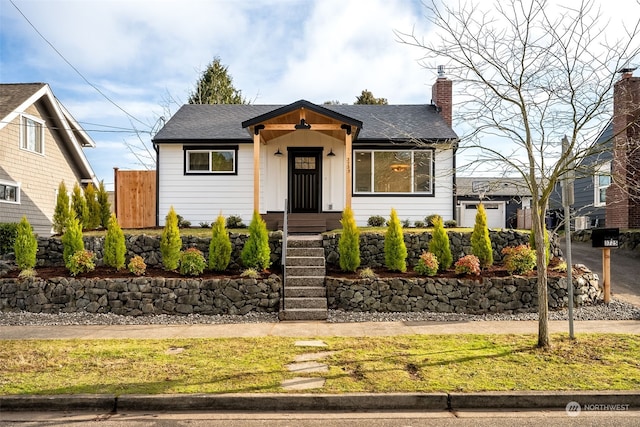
[241,100,363,214]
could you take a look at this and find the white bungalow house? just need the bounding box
[152,74,458,232]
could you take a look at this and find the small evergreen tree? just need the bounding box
[103,213,126,270]
[160,206,182,270]
[428,216,453,271]
[14,216,37,270]
[97,180,111,229]
[71,183,88,228]
[240,211,271,270]
[384,208,407,272]
[83,183,101,230]
[52,181,70,234]
[61,215,84,268]
[338,206,361,272]
[470,204,494,269]
[209,214,232,271]
[529,226,551,265]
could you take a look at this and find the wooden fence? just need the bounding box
[114,169,156,228]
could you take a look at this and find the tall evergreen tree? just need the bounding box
[71,183,88,228]
[52,181,70,234]
[97,180,111,229]
[470,204,494,269]
[355,89,388,105]
[188,57,246,105]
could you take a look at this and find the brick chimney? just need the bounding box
[606,69,640,228]
[431,65,453,127]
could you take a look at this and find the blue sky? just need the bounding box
[1,0,432,189]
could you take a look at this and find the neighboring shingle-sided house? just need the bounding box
[455,177,532,229]
[0,83,97,235]
[153,74,458,231]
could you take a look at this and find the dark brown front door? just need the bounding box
[288,148,322,213]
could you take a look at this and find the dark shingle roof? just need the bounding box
[153,102,458,142]
[0,83,46,121]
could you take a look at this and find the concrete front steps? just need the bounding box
[279,235,328,321]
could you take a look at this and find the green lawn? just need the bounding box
[1,334,637,395]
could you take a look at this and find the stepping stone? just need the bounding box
[294,351,337,362]
[281,377,326,390]
[294,340,327,347]
[285,361,329,373]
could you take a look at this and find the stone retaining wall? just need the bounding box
[0,275,281,316]
[326,273,599,314]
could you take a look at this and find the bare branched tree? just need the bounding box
[397,0,640,347]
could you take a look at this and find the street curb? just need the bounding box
[1,391,639,412]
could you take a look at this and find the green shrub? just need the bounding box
[426,214,442,227]
[97,180,111,229]
[14,216,37,270]
[226,215,246,229]
[103,213,126,270]
[176,214,191,228]
[529,227,551,266]
[470,204,494,269]
[414,220,426,228]
[502,244,536,275]
[414,251,439,276]
[71,183,88,228]
[428,216,453,271]
[67,249,95,276]
[179,247,206,276]
[367,215,386,227]
[240,267,260,279]
[402,219,411,228]
[83,183,101,230]
[455,254,481,276]
[359,267,377,279]
[52,181,70,234]
[61,216,84,268]
[384,208,407,272]
[444,219,457,228]
[241,211,271,270]
[160,206,182,270]
[0,223,18,255]
[199,222,210,228]
[209,214,232,272]
[128,255,147,276]
[338,206,360,272]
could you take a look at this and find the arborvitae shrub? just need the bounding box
[14,216,37,270]
[97,180,111,229]
[428,216,452,271]
[384,208,407,272]
[71,183,88,228]
[103,213,126,270]
[160,206,182,270]
[61,216,84,268]
[241,211,271,270]
[53,181,71,235]
[209,214,232,271]
[338,206,360,272]
[529,226,551,265]
[83,183,101,230]
[470,204,494,269]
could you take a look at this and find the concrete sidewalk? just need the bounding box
[1,319,639,340]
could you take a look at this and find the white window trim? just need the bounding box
[0,179,21,204]
[19,113,45,156]
[185,149,236,174]
[353,149,434,195]
[594,161,611,207]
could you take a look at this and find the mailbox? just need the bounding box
[591,228,619,248]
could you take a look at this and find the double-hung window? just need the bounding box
[20,114,44,154]
[0,180,20,204]
[594,162,611,207]
[354,149,433,195]
[184,146,237,175]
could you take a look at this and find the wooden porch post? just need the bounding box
[253,129,261,213]
[345,130,352,208]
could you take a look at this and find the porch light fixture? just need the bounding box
[327,148,336,157]
[294,119,311,130]
[274,148,283,157]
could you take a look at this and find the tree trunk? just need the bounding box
[533,209,550,348]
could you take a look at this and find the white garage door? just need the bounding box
[460,202,505,229]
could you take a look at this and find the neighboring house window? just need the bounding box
[20,114,45,154]
[183,145,237,175]
[354,149,433,194]
[594,162,611,207]
[0,180,20,204]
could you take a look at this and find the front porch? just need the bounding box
[262,212,342,233]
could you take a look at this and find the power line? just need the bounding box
[9,0,150,129]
